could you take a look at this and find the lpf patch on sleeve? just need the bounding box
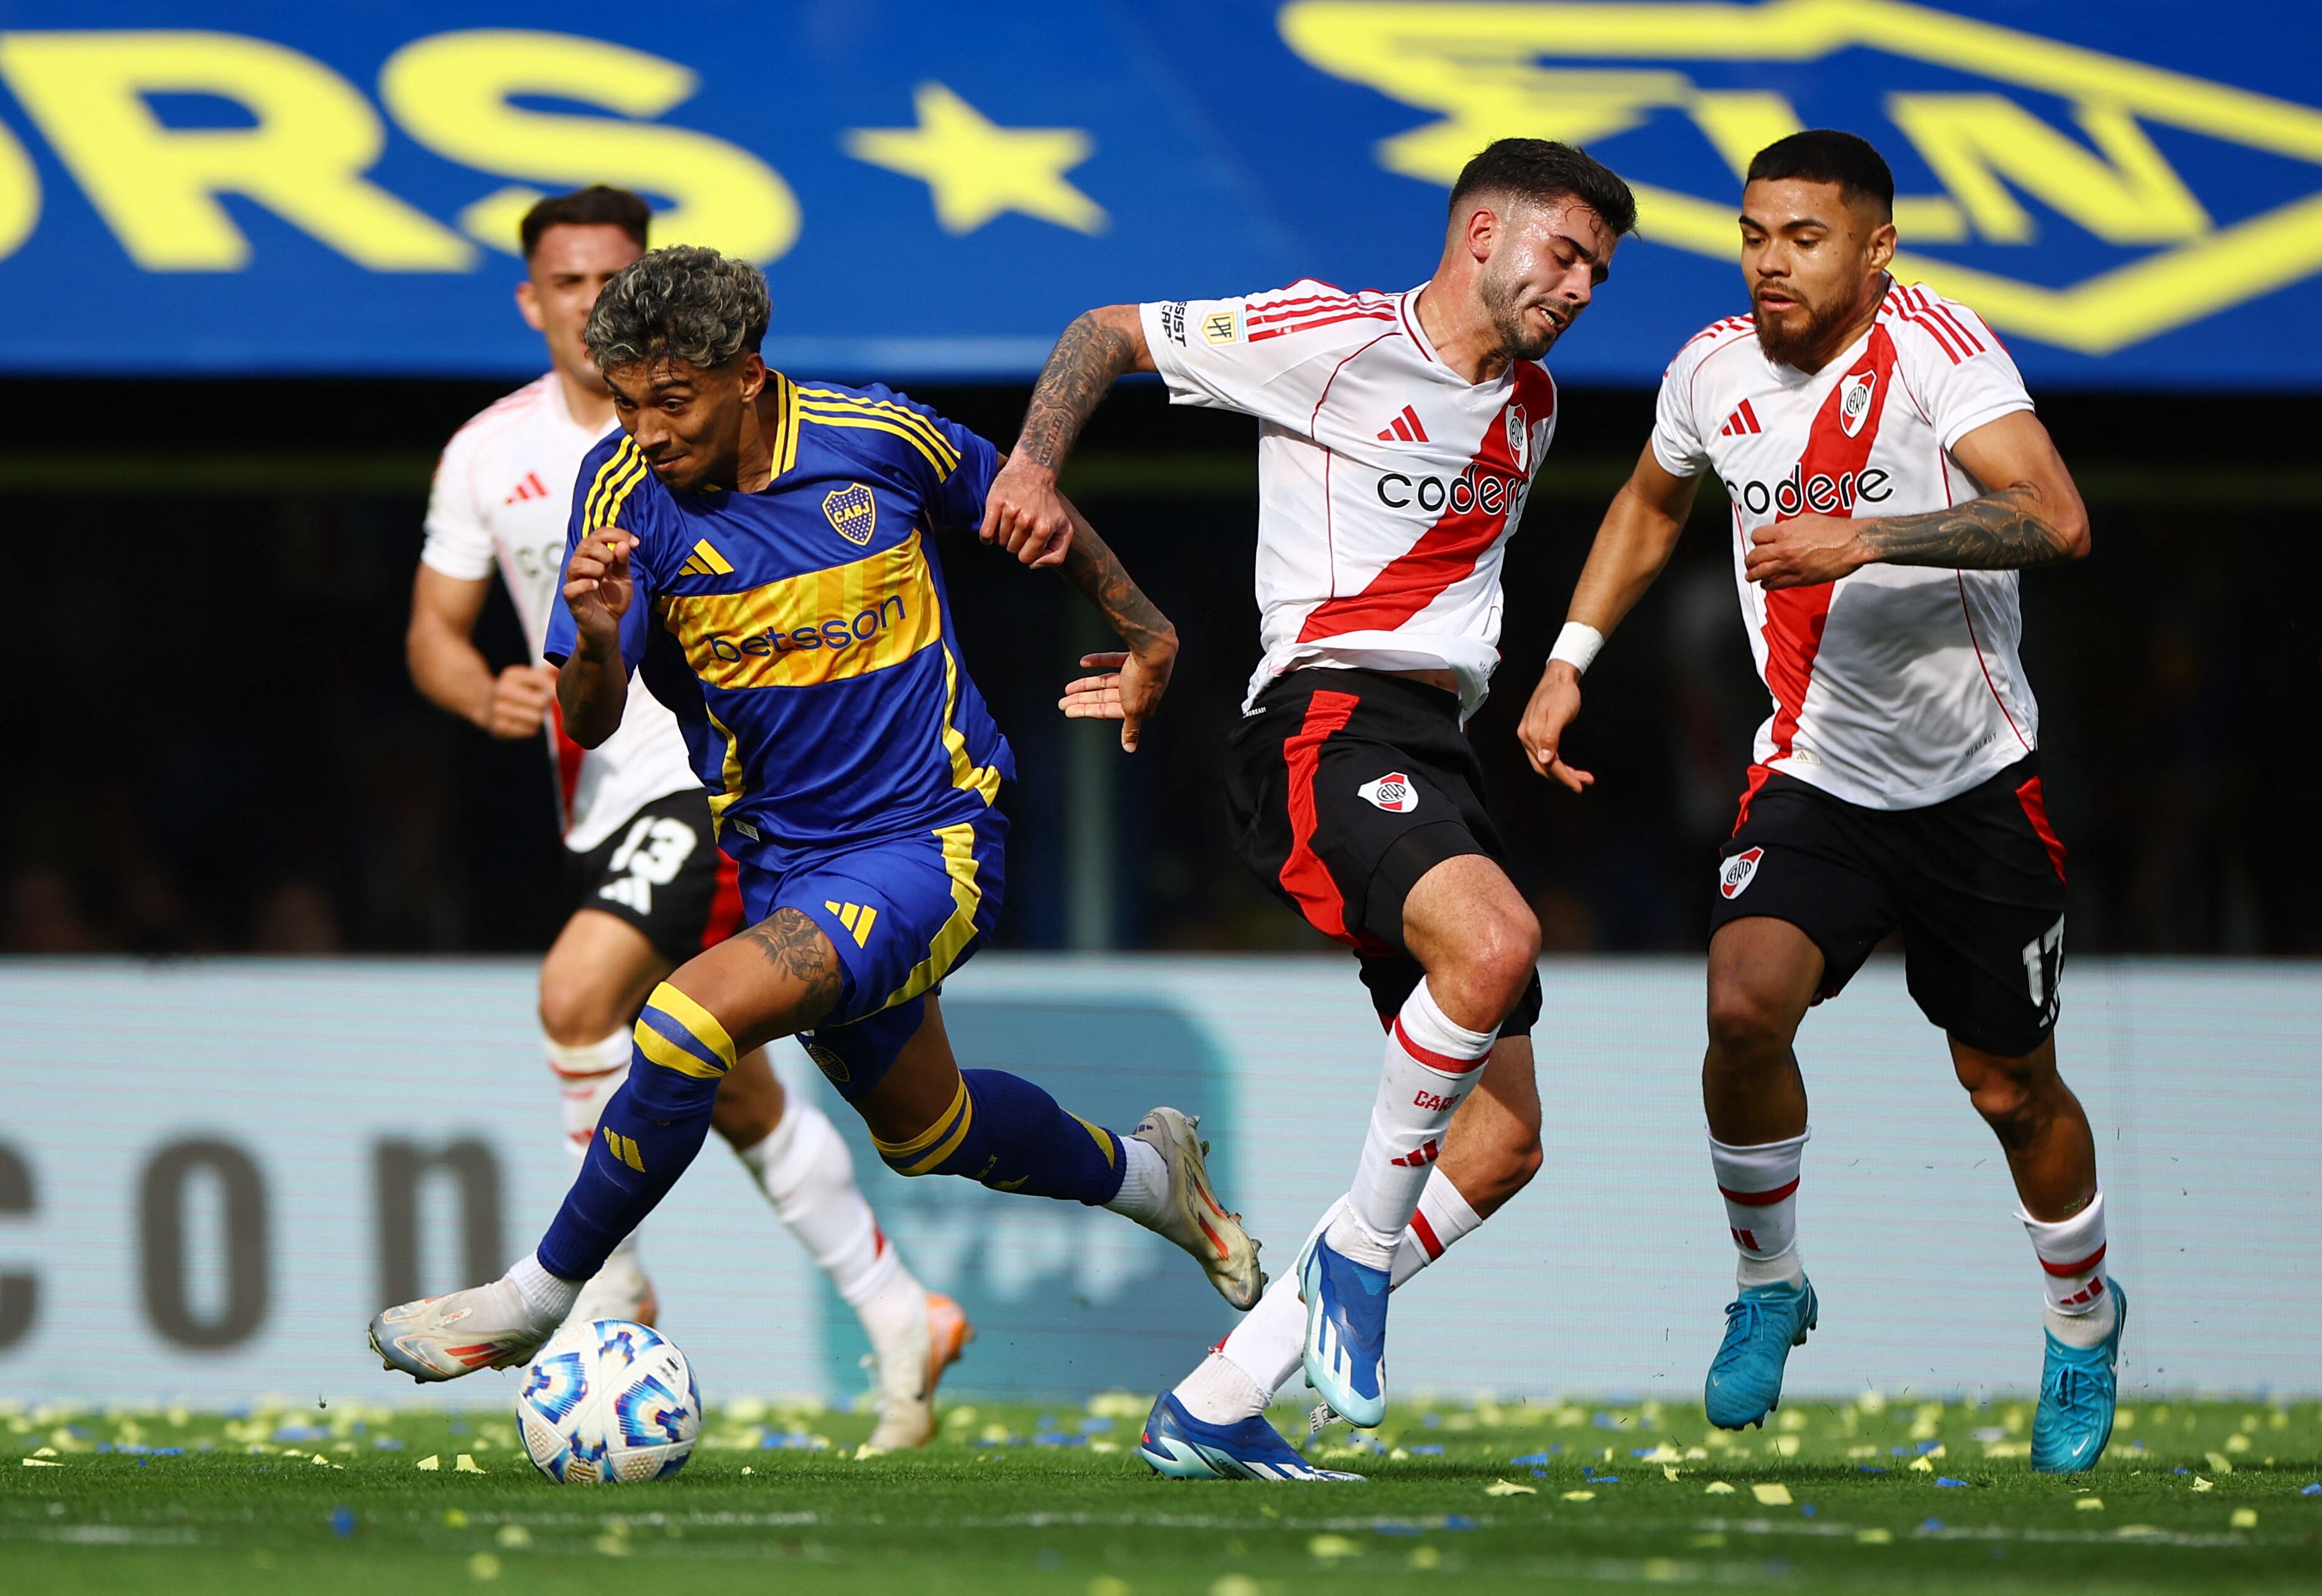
[1358,772,1418,814]
[1719,846,1765,899]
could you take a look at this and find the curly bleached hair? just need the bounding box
[583,244,769,373]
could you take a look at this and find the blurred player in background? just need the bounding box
[375,244,1260,1393]
[1518,131,2119,1471]
[406,188,960,1449]
[988,139,1635,1477]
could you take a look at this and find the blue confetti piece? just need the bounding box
[330,1507,356,1539]
[1374,1523,1423,1537]
[1423,1413,1443,1429]
[1857,1466,1888,1474]
[1409,1444,1444,1456]
[1922,1518,1946,1532]
[273,1424,329,1444]
[1915,1440,1942,1455]
[1595,1476,1622,1485]
[1032,1433,1085,1448]
[2173,1467,2190,1476]
[373,1437,404,1450]
[1800,1503,1818,1516]
[1531,1468,1548,1479]
[1078,1416,1114,1434]
[1936,1478,1969,1488]
[1442,1516,1479,1531]
[1631,1447,1660,1458]
[1891,1445,1910,1457]
[1510,1451,1553,1465]
[2301,1483,2321,1496]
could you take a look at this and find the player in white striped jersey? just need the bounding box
[986,140,1637,1472]
[1517,132,2120,1471]
[407,187,961,1450]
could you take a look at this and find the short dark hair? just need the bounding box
[1448,138,1638,237]
[1745,131,1895,216]
[519,185,651,259]
[583,244,769,373]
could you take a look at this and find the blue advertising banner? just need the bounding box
[0,2,2314,386]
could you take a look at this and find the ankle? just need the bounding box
[1737,1247,1805,1291]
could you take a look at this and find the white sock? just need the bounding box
[1210,1172,1487,1413]
[736,1100,901,1307]
[2021,1188,2117,1347]
[1102,1134,1171,1225]
[1331,983,1495,1268]
[1709,1129,1809,1289]
[1176,1352,1271,1425]
[547,1029,632,1157]
[508,1252,581,1327]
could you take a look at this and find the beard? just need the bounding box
[1753,290,1851,368]
[1479,258,1559,363]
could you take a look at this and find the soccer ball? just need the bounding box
[516,1319,701,1484]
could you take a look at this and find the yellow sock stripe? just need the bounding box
[636,982,736,1077]
[1071,1114,1118,1167]
[795,387,959,470]
[871,1077,976,1175]
[881,823,983,1009]
[937,644,1003,805]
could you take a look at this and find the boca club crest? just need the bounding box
[823,483,878,545]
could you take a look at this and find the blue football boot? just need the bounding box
[1298,1232,1390,1429]
[1704,1277,1819,1430]
[2032,1279,2127,1473]
[1137,1391,1365,1482]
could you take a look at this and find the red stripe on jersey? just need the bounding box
[1389,414,1414,442]
[1760,327,1901,766]
[2015,774,2069,883]
[1911,286,1985,355]
[1400,405,1429,442]
[1247,307,1395,343]
[1717,1177,1800,1208]
[1898,306,1965,364]
[548,697,587,838]
[1247,283,1355,318]
[1246,296,1363,327]
[1297,363,1553,640]
[1279,690,1365,945]
[1409,1209,1445,1260]
[1739,398,1760,433]
[1732,762,1775,836]
[702,850,745,947]
[1393,1014,1487,1075]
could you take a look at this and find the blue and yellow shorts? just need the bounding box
[737,810,1008,1103]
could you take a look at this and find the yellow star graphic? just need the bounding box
[845,82,1107,236]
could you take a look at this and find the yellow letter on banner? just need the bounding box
[0,117,37,262]
[0,30,473,271]
[379,30,799,264]
[1885,93,2210,245]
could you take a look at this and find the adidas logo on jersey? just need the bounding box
[1376,405,1429,443]
[678,539,734,578]
[1358,772,1418,813]
[825,899,880,946]
[503,470,551,505]
[1719,399,1763,437]
[1719,847,1764,899]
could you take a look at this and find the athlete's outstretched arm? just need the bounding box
[555,529,635,748]
[1745,411,2090,589]
[1049,489,1177,753]
[982,305,1155,569]
[1515,445,1701,792]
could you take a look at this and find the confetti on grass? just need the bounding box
[416,1455,440,1471]
[1486,1479,1538,1496]
[1752,1483,1793,1505]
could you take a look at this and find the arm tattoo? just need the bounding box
[1856,484,2076,570]
[1015,310,1138,472]
[1059,511,1175,658]
[738,907,841,1029]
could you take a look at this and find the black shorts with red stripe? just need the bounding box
[1709,753,2069,1057]
[1225,667,1542,1036]
[566,789,746,968]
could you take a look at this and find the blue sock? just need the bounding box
[872,1068,1128,1205]
[536,983,736,1281]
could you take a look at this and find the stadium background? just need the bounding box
[1,0,2316,1403]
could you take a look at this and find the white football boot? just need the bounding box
[368,1278,556,1383]
[564,1236,659,1329]
[859,1292,973,1454]
[1130,1107,1265,1310]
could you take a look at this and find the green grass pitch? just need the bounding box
[9,1393,2320,1594]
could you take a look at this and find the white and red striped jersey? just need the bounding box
[1139,282,1558,719]
[1652,282,2041,811]
[421,374,697,852]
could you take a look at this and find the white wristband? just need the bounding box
[1548,621,1605,675]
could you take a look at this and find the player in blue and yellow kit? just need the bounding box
[371,246,1261,1383]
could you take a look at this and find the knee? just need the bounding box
[1439,910,1541,1027]
[1705,976,1798,1064]
[539,971,628,1047]
[1957,1055,2051,1139]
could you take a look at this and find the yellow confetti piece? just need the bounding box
[21,1457,62,1468]
[2076,1497,2105,1511]
[592,1534,630,1557]
[444,1509,470,1528]
[1307,1533,1361,1560]
[740,1466,755,1476]
[1909,1455,1936,1473]
[1485,1478,1538,1496]
[1388,1447,1410,1460]
[1663,1465,1681,1482]
[1703,1480,1735,1495]
[1752,1483,1793,1505]
[1640,1443,1683,1463]
[2204,1452,2234,1475]
[495,1525,530,1548]
[416,1455,440,1471]
[2191,1477,2215,1492]
[1856,1528,1892,1544]
[2231,1508,2258,1529]
[1090,1441,1120,1454]
[1406,1547,1441,1570]
[1561,1490,1596,1503]
[1213,1577,1265,1596]
[32,1446,57,1458]
[468,1551,501,1581]
[1769,1435,1800,1457]
[455,1454,485,1473]
[1923,1443,1947,1459]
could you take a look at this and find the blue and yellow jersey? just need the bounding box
[542,375,1016,876]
